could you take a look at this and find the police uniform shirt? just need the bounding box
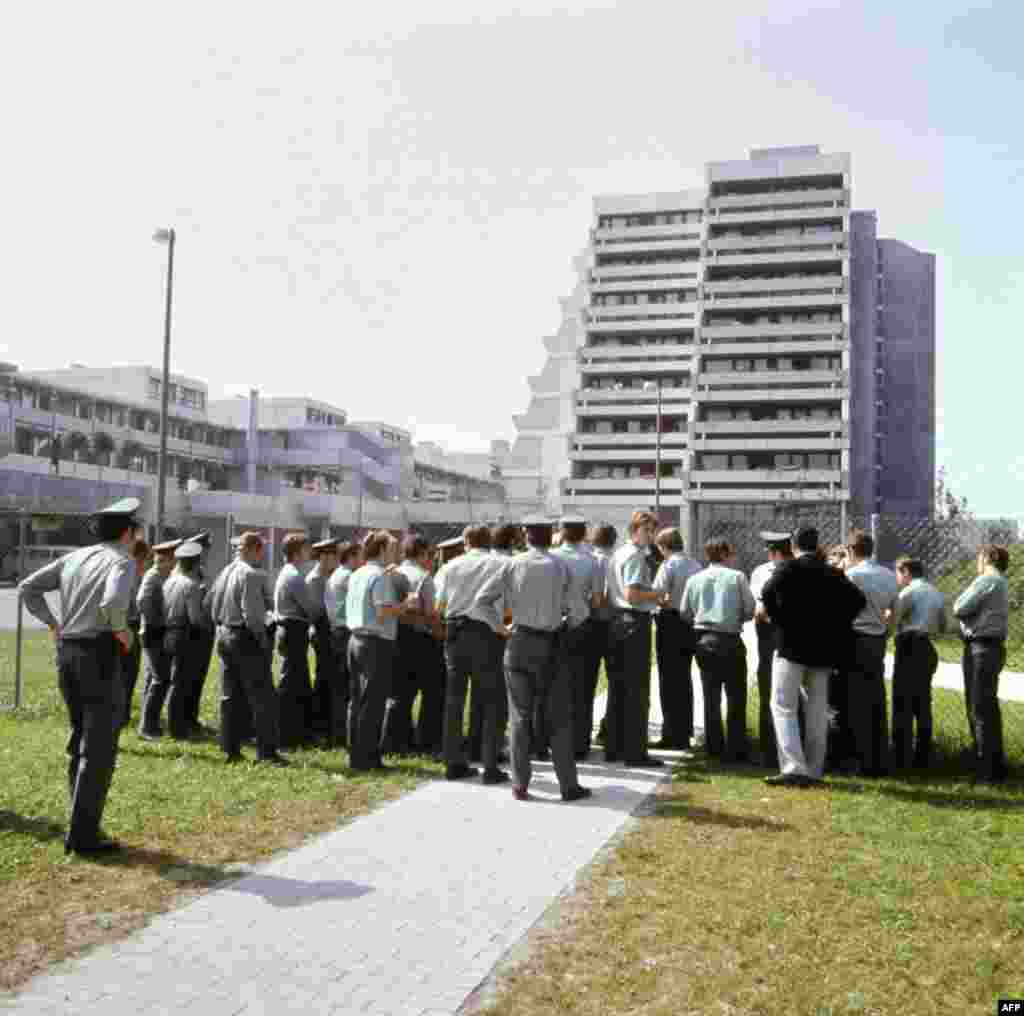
[749,560,782,606]
[680,564,756,634]
[127,571,142,629]
[553,542,599,629]
[137,565,167,634]
[19,543,135,638]
[397,560,435,634]
[477,549,569,632]
[434,549,505,631]
[305,565,329,624]
[654,553,703,612]
[607,542,657,614]
[954,572,1009,641]
[589,546,613,622]
[274,563,313,622]
[208,561,269,645]
[163,572,204,630]
[846,560,900,637]
[894,579,946,637]
[324,566,354,630]
[346,562,400,641]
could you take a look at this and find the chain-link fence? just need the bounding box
[694,501,1024,767]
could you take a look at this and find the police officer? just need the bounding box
[652,527,702,751]
[181,530,216,735]
[136,538,180,739]
[324,541,361,747]
[749,531,794,765]
[554,515,601,762]
[307,538,340,740]
[274,532,315,747]
[346,531,416,772]
[162,541,206,740]
[605,510,668,768]
[890,556,946,769]
[18,497,142,854]
[119,537,150,729]
[434,525,508,782]
[477,516,591,802]
[207,531,287,765]
[585,524,616,755]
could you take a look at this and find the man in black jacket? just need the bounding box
[760,526,866,787]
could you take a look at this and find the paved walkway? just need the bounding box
[1,757,670,1016]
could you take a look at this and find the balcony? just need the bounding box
[694,419,846,435]
[690,436,847,452]
[586,302,697,320]
[709,250,848,269]
[574,404,661,419]
[573,432,688,447]
[591,262,701,282]
[697,369,845,388]
[703,292,846,312]
[580,359,692,377]
[685,487,849,503]
[692,469,841,484]
[572,447,686,462]
[590,277,700,295]
[587,318,698,335]
[708,188,848,210]
[697,338,847,357]
[702,275,845,295]
[700,321,846,341]
[567,476,686,492]
[562,493,689,508]
[576,387,691,405]
[593,224,703,242]
[590,237,703,257]
[698,387,847,404]
[706,232,847,253]
[581,342,693,360]
[709,207,846,227]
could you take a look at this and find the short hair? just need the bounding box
[848,529,874,559]
[464,524,492,550]
[895,556,925,578]
[362,530,393,561]
[131,539,151,562]
[401,534,430,561]
[561,523,587,544]
[491,524,520,552]
[590,524,617,549]
[629,510,658,534]
[177,556,198,575]
[525,524,552,549]
[282,532,309,561]
[794,526,819,552]
[551,532,563,548]
[238,531,263,552]
[96,516,137,542]
[705,539,733,563]
[656,527,684,554]
[337,541,360,566]
[979,544,1010,573]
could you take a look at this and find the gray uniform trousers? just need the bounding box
[504,627,578,793]
[164,625,198,740]
[119,623,142,729]
[138,628,172,737]
[443,619,503,772]
[57,633,124,849]
[217,626,280,759]
[347,633,395,770]
[962,637,1008,781]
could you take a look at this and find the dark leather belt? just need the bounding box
[965,635,1005,645]
[514,625,559,639]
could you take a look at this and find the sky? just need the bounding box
[1,0,1021,515]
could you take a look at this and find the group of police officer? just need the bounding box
[18,495,1013,854]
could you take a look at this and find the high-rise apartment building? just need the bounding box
[504,145,935,531]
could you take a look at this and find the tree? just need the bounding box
[935,466,971,520]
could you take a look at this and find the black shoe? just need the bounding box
[137,730,163,742]
[481,769,510,785]
[574,750,590,761]
[764,773,812,787]
[224,752,244,764]
[561,786,593,803]
[65,838,122,856]
[624,756,665,768]
[604,753,620,763]
[534,749,551,762]
[256,753,290,767]
[497,750,510,765]
[446,764,479,781]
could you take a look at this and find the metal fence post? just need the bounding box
[870,512,880,557]
[840,499,848,542]
[14,590,23,710]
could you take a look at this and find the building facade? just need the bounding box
[505,145,936,531]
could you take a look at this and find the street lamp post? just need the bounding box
[643,379,663,519]
[153,228,176,541]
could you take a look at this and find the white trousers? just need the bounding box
[770,657,831,778]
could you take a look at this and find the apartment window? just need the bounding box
[148,378,160,399]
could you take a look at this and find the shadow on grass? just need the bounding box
[0,809,66,845]
[648,800,787,832]
[826,778,1024,812]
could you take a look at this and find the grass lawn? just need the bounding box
[477,688,1024,1016]
[0,630,441,991]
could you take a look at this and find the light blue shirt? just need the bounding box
[654,553,703,613]
[589,546,613,622]
[894,579,946,637]
[954,572,1009,641]
[680,564,755,634]
[434,549,505,632]
[324,566,353,630]
[607,542,656,613]
[846,560,900,637]
[346,562,399,641]
[477,548,570,632]
[554,542,599,628]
